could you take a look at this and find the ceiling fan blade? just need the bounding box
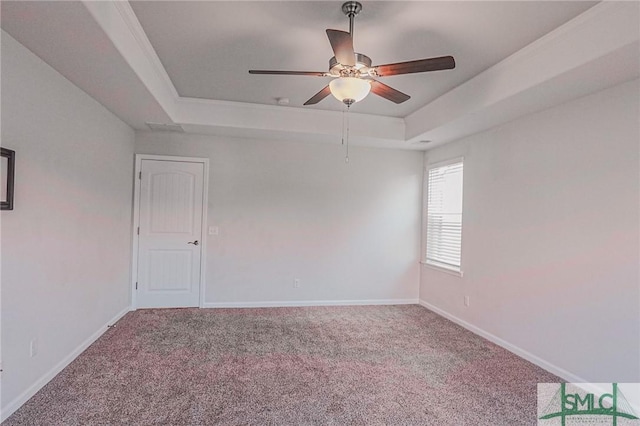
[370,80,410,104]
[374,56,455,77]
[303,85,332,105]
[249,70,328,76]
[326,29,355,66]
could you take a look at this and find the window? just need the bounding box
[425,159,464,273]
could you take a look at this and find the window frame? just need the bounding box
[423,157,464,277]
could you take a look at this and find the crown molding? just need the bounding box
[174,98,406,148]
[111,0,180,100]
[405,1,640,145]
[82,0,179,117]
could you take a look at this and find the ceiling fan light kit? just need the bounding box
[329,77,371,106]
[249,1,456,107]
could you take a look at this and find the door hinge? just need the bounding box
[135,282,138,290]
[138,171,142,180]
[137,227,140,235]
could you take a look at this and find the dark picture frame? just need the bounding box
[1,147,15,210]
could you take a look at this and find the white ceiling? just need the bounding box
[1,1,638,150]
[129,1,596,117]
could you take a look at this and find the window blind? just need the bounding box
[426,161,463,271]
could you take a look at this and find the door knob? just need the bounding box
[187,240,199,246]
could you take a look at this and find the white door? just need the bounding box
[137,159,204,308]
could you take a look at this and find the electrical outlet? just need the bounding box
[293,278,300,289]
[30,338,38,358]
[464,296,470,307]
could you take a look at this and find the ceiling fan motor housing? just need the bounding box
[329,53,372,77]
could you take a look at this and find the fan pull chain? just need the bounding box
[341,109,345,146]
[345,105,350,163]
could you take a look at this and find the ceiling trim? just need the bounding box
[112,0,180,101]
[405,1,640,146]
[174,96,406,148]
[83,0,179,117]
[82,1,638,149]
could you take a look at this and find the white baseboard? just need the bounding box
[418,299,589,384]
[203,298,419,308]
[419,300,640,415]
[1,306,132,422]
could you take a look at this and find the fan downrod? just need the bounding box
[342,1,362,36]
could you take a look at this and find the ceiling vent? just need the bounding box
[146,122,185,133]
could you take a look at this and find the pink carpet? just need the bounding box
[4,305,559,425]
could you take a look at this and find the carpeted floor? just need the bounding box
[4,305,559,425]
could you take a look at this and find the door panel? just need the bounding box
[149,172,195,233]
[137,160,204,308]
[147,250,192,291]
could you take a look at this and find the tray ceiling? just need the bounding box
[129,1,596,117]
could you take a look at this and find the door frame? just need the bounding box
[131,154,210,309]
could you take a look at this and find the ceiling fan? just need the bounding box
[249,1,455,107]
